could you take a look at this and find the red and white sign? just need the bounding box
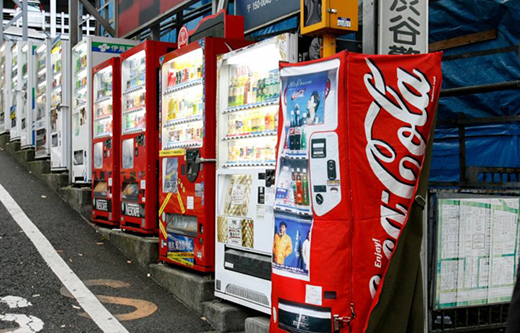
[178,26,189,48]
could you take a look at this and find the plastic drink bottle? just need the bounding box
[302,168,309,205]
[296,168,303,205]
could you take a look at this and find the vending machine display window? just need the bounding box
[162,48,203,149]
[122,138,134,169]
[93,181,108,197]
[122,51,147,135]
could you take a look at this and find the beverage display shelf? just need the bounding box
[222,161,276,168]
[37,68,46,75]
[279,150,308,160]
[74,103,87,111]
[123,84,145,95]
[163,78,203,96]
[75,66,87,77]
[52,85,62,93]
[94,132,111,139]
[163,114,202,127]
[223,130,277,141]
[123,106,145,115]
[75,85,87,94]
[22,74,28,80]
[95,95,112,104]
[53,71,61,77]
[95,114,112,121]
[163,141,202,150]
[122,127,144,135]
[223,98,279,114]
[273,205,312,217]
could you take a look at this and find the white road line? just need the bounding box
[0,184,129,333]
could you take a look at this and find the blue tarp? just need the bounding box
[429,0,520,182]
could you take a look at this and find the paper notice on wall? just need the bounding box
[305,284,322,306]
[435,197,520,309]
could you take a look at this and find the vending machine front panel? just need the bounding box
[72,36,139,185]
[0,42,10,135]
[92,58,121,226]
[119,41,177,235]
[34,41,50,159]
[50,38,70,172]
[21,41,40,149]
[215,33,298,313]
[159,38,250,272]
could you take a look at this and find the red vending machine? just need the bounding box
[269,52,442,332]
[157,26,250,271]
[119,41,176,234]
[92,58,121,226]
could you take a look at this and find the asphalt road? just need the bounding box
[0,149,213,333]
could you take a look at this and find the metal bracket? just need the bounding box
[78,0,115,36]
[333,303,356,332]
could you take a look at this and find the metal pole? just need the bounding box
[150,23,160,41]
[69,0,79,47]
[0,0,4,43]
[440,80,520,97]
[22,0,28,40]
[51,0,57,37]
[362,0,377,54]
[114,0,119,37]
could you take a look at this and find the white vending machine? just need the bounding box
[0,42,11,135]
[71,36,138,184]
[34,40,51,158]
[49,37,70,171]
[215,34,297,313]
[20,40,41,149]
[10,42,23,142]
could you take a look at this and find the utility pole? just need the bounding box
[362,0,377,54]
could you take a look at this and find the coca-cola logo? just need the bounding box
[291,89,305,100]
[363,58,434,298]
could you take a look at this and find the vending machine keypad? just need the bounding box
[309,133,341,216]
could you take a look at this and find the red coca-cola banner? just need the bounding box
[349,52,442,331]
[270,51,442,333]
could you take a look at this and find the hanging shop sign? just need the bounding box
[378,0,428,54]
[118,0,189,37]
[235,0,299,33]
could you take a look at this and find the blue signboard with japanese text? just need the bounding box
[235,0,300,32]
